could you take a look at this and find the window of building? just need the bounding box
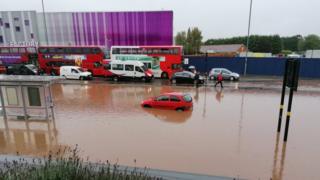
[0,36,3,44]
[0,18,3,26]
[6,87,19,106]
[13,17,19,21]
[15,26,20,32]
[24,20,29,26]
[5,23,10,28]
[30,33,34,39]
[112,64,124,70]
[27,87,41,106]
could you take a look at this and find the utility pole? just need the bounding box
[42,0,49,45]
[244,0,253,76]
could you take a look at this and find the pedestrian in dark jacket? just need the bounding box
[214,72,223,88]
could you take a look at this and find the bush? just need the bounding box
[0,146,160,180]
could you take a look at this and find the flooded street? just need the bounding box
[1,82,320,179]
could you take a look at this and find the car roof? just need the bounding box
[175,71,194,75]
[161,92,189,96]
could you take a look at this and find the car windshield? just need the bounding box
[183,94,192,102]
[76,68,85,72]
[25,64,37,71]
[141,65,147,71]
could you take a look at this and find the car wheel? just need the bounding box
[79,76,84,80]
[171,79,176,84]
[176,107,184,112]
[230,76,235,81]
[210,76,214,80]
[161,72,168,79]
[113,76,118,82]
[143,104,151,108]
[141,77,146,82]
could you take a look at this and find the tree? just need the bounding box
[175,27,203,55]
[175,31,187,47]
[302,34,320,50]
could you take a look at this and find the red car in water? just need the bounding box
[141,92,193,111]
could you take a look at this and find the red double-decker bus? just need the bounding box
[38,46,108,76]
[110,46,183,79]
[0,46,37,73]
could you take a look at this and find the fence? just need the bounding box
[183,56,320,78]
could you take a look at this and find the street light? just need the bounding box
[41,0,49,45]
[244,0,253,76]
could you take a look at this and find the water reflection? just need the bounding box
[271,133,287,180]
[0,117,66,156]
[215,88,224,103]
[142,108,192,124]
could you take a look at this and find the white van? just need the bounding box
[60,66,92,80]
[105,60,153,82]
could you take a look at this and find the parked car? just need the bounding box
[171,71,204,84]
[60,66,92,80]
[6,64,39,75]
[209,68,240,81]
[141,92,193,111]
[105,60,153,82]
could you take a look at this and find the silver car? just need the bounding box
[209,68,240,81]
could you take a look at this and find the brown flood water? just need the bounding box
[0,83,320,180]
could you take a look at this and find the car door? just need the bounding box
[169,95,181,109]
[154,95,170,109]
[70,68,79,79]
[221,69,231,79]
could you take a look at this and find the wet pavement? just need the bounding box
[0,79,320,179]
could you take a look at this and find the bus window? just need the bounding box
[19,48,26,53]
[39,47,48,54]
[173,48,179,55]
[27,47,36,53]
[72,48,82,54]
[104,64,111,70]
[48,48,56,54]
[112,48,120,54]
[153,49,160,54]
[83,48,91,54]
[10,48,19,53]
[137,48,143,54]
[0,48,9,54]
[65,48,73,54]
[147,49,153,54]
[92,48,101,54]
[56,48,65,54]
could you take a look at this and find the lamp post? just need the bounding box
[244,0,253,76]
[41,0,49,45]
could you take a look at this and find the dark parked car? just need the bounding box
[6,64,39,75]
[171,71,204,84]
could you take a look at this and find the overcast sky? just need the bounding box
[2,0,320,40]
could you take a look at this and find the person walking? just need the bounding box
[214,72,224,88]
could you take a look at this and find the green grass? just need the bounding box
[0,146,160,180]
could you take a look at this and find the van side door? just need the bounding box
[125,64,134,79]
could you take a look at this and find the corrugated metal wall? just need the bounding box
[184,56,320,78]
